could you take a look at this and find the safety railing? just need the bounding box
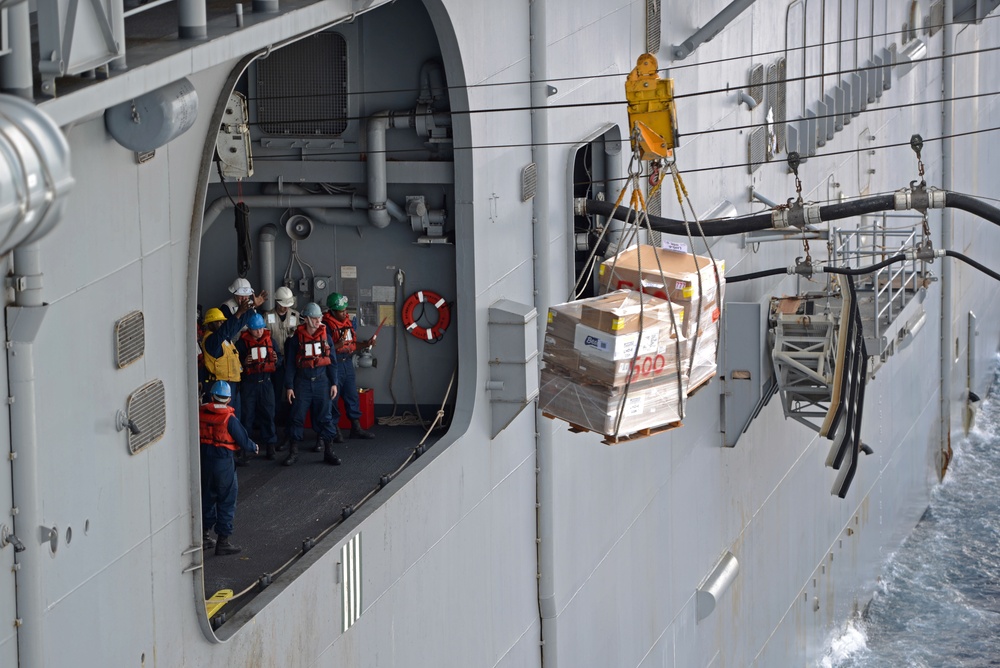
[830,213,927,357]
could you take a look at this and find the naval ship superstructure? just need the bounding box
[0,0,998,665]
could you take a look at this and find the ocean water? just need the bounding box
[822,370,1000,668]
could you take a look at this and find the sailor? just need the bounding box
[221,277,255,318]
[282,302,342,466]
[201,289,266,421]
[236,313,280,461]
[199,381,258,556]
[322,293,375,441]
[264,286,300,433]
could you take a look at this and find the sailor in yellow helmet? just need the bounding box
[201,285,268,422]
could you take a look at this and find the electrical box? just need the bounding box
[488,299,539,438]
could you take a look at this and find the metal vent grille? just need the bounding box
[115,311,145,369]
[749,64,765,109]
[775,57,787,153]
[257,32,348,137]
[646,0,661,54]
[126,380,166,455]
[341,532,362,632]
[521,163,537,201]
[749,127,767,173]
[929,1,944,35]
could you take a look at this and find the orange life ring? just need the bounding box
[401,290,451,342]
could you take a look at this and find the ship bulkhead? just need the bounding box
[0,0,997,666]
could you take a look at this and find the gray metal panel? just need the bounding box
[815,100,828,147]
[804,109,817,156]
[825,93,838,137]
[488,299,539,437]
[0,304,15,668]
[850,72,863,116]
[721,303,766,447]
[833,86,845,131]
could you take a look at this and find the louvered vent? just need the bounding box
[646,0,661,54]
[749,127,767,173]
[257,32,348,137]
[749,64,764,109]
[929,1,944,35]
[521,163,537,201]
[126,380,166,455]
[115,311,145,369]
[775,57,787,153]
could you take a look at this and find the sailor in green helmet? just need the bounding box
[322,293,376,441]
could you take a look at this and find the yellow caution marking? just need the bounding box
[206,589,233,618]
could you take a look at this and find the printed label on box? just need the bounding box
[573,323,659,361]
[623,395,645,416]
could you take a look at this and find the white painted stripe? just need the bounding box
[341,550,349,632]
[434,297,445,308]
[426,329,433,341]
[341,532,362,632]
[406,322,418,331]
[417,290,425,302]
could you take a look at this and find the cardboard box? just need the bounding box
[546,301,583,342]
[599,245,725,305]
[544,343,690,387]
[579,290,680,335]
[539,368,686,436]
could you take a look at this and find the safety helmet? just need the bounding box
[203,308,226,325]
[303,302,322,318]
[274,286,295,308]
[248,313,266,330]
[210,380,232,400]
[228,277,253,297]
[327,292,348,311]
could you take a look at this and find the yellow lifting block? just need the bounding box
[206,589,234,618]
[625,53,679,161]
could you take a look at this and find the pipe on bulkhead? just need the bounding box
[367,111,398,228]
[529,0,558,665]
[8,242,48,668]
[201,192,405,233]
[418,61,448,105]
[0,2,32,98]
[940,0,955,475]
[262,182,406,226]
[258,225,278,311]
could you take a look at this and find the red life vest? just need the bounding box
[239,329,277,374]
[295,324,332,369]
[323,312,357,355]
[199,404,238,452]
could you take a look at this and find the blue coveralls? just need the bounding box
[236,334,280,446]
[201,308,257,421]
[200,406,256,538]
[283,327,340,443]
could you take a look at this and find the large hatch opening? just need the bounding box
[192,0,459,629]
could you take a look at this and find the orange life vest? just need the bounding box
[323,312,357,355]
[295,324,332,369]
[199,404,238,452]
[239,329,277,374]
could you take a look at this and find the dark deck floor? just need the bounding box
[203,421,440,622]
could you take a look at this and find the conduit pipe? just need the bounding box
[258,224,278,311]
[0,2,32,98]
[8,242,48,668]
[366,109,452,228]
[263,182,406,227]
[201,191,404,233]
[529,0,558,665]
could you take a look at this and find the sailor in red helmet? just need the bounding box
[199,381,258,556]
[322,292,375,441]
[236,312,280,461]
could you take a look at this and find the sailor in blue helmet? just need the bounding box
[235,312,280,462]
[282,302,342,466]
[199,381,258,555]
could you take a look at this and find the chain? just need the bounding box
[910,134,926,186]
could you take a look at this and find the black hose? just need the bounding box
[945,192,1000,227]
[725,267,788,283]
[818,194,897,221]
[823,254,906,276]
[235,202,252,277]
[582,198,773,236]
[944,250,1000,282]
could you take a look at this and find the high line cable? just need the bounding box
[242,41,1000,127]
[244,14,1000,104]
[248,122,1000,184]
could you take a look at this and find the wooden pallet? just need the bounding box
[542,412,682,445]
[686,372,717,398]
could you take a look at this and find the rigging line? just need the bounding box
[243,14,1000,104]
[248,112,1000,171]
[242,42,1000,129]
